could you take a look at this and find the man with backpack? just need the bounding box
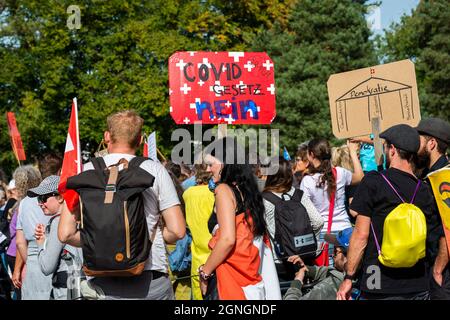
[58,110,186,300]
[337,124,441,300]
[284,227,359,300]
[416,118,450,299]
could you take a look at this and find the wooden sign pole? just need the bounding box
[371,117,383,166]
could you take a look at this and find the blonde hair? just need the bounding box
[13,165,42,199]
[332,145,354,172]
[107,110,144,148]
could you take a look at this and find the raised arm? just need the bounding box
[347,140,364,185]
[58,202,81,247]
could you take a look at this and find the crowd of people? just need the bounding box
[0,110,449,300]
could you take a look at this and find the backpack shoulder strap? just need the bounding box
[379,172,405,203]
[261,192,283,206]
[90,157,107,172]
[409,179,422,204]
[292,188,304,202]
[45,214,61,235]
[129,156,149,169]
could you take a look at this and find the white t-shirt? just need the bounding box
[300,167,353,232]
[83,153,180,273]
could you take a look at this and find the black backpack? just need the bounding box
[262,189,317,260]
[67,156,155,277]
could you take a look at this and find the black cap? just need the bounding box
[380,124,420,153]
[416,118,450,144]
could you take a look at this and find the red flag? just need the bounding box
[58,98,82,211]
[6,112,26,162]
[143,133,149,157]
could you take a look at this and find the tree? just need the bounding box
[0,0,294,176]
[379,0,450,120]
[252,0,377,151]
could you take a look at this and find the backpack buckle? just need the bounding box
[105,184,116,192]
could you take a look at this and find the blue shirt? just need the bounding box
[16,197,51,242]
[360,143,378,172]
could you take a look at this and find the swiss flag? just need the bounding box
[143,133,149,157]
[58,98,82,211]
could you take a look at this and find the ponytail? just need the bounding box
[307,138,336,199]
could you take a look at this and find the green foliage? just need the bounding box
[0,0,293,176]
[379,0,450,120]
[252,0,377,151]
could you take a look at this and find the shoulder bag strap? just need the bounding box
[370,222,381,255]
[410,180,422,204]
[379,172,405,203]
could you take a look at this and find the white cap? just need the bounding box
[7,179,16,190]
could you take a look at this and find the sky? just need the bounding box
[368,0,420,35]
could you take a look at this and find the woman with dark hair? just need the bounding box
[199,137,280,300]
[293,143,310,188]
[263,157,324,279]
[300,138,363,266]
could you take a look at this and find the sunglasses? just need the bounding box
[37,192,59,204]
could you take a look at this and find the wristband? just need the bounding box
[344,273,355,281]
[198,264,214,281]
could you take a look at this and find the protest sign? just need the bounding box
[169,51,276,125]
[428,167,450,257]
[327,59,421,139]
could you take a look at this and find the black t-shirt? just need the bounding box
[350,168,440,295]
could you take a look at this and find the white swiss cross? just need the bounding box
[189,51,196,56]
[198,79,205,87]
[183,117,191,124]
[197,58,211,69]
[224,114,236,125]
[180,83,191,94]
[238,81,247,88]
[189,98,201,114]
[228,52,244,62]
[267,84,275,95]
[244,61,255,72]
[176,59,187,71]
[224,101,232,109]
[65,133,74,152]
[210,81,223,97]
[262,60,274,71]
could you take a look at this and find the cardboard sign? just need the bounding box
[327,59,421,139]
[169,51,276,125]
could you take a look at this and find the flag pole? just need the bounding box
[156,148,166,162]
[73,97,81,174]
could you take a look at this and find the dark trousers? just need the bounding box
[430,266,450,300]
[0,252,12,300]
[6,255,21,300]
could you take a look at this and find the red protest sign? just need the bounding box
[6,112,26,161]
[169,52,276,125]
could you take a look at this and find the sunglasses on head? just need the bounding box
[37,192,59,204]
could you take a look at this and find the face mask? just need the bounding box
[208,178,217,192]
